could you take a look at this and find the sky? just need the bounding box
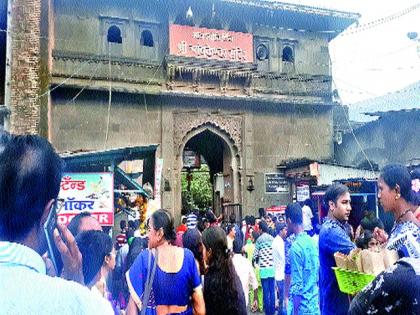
[282,0,420,119]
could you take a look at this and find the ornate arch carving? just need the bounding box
[173,112,243,156]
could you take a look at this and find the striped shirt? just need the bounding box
[0,241,113,315]
[253,232,275,279]
[186,213,198,229]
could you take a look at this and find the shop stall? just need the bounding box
[59,145,158,236]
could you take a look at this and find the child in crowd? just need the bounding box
[355,230,380,252]
[244,230,263,312]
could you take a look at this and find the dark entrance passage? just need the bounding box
[181,129,234,215]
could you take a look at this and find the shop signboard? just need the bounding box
[336,179,377,194]
[183,149,201,169]
[57,173,114,226]
[266,205,286,214]
[169,24,254,63]
[265,173,289,193]
[296,183,310,202]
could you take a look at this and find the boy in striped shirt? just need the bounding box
[253,220,275,315]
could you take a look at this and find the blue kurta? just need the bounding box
[288,232,320,315]
[319,218,355,315]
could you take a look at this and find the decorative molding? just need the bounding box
[165,55,257,78]
[192,69,201,92]
[244,75,253,96]
[173,112,243,156]
[133,19,161,26]
[219,71,229,93]
[221,0,360,19]
[99,15,130,22]
[166,65,176,90]
[52,50,160,68]
[51,51,331,99]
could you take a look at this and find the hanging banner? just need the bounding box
[57,173,114,226]
[154,158,164,209]
[169,24,254,63]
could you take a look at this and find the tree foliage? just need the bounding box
[181,165,212,211]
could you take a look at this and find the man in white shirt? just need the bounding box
[0,133,113,315]
[302,199,314,233]
[232,238,259,311]
[272,223,287,315]
[226,223,236,253]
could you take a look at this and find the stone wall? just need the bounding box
[51,91,333,215]
[252,104,332,209]
[335,111,420,168]
[9,0,42,134]
[0,1,7,107]
[51,89,162,151]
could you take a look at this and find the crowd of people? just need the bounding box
[0,132,419,315]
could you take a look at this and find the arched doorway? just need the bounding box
[175,124,240,217]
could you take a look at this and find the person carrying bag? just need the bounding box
[126,209,205,315]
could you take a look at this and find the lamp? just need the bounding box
[247,177,255,192]
[164,178,171,192]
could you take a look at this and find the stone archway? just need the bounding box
[172,112,243,218]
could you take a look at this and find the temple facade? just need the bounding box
[5,0,359,218]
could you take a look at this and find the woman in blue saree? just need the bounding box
[126,209,205,315]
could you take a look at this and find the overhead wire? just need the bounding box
[0,0,417,54]
[60,61,102,106]
[330,56,375,171]
[333,77,379,98]
[38,56,98,100]
[336,96,375,172]
[141,47,169,112]
[0,7,415,161]
[104,45,113,150]
[293,60,326,160]
[0,2,417,43]
[250,2,419,37]
[0,2,414,162]
[102,46,168,150]
[338,2,420,37]
[282,63,298,162]
[0,8,418,97]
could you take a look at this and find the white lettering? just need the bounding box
[177,41,188,54]
[191,31,233,42]
[99,214,109,224]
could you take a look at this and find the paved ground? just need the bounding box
[248,308,286,315]
[247,310,264,315]
[247,307,285,315]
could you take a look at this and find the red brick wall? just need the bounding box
[9,0,42,134]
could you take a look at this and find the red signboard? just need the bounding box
[266,205,287,213]
[169,24,254,63]
[56,173,114,226]
[58,212,113,226]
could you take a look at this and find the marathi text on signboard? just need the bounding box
[183,149,201,169]
[169,24,254,63]
[265,173,289,194]
[296,183,310,202]
[57,173,114,226]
